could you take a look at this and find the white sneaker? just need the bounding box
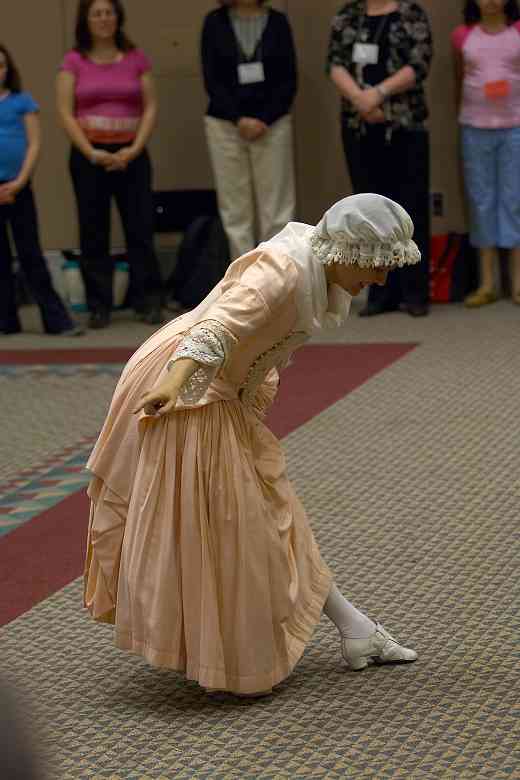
[341,623,418,671]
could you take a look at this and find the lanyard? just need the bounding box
[355,3,394,141]
[355,4,392,84]
[237,40,263,65]
[356,6,391,47]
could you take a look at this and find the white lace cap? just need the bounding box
[309,193,421,269]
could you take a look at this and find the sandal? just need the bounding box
[464,289,498,308]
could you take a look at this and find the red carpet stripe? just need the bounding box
[0,343,415,626]
[266,343,415,438]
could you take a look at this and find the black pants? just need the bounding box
[0,183,73,334]
[69,145,163,314]
[343,124,431,308]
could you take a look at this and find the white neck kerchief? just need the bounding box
[258,222,352,336]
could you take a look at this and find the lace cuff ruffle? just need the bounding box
[167,320,237,404]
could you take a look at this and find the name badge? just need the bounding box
[238,62,265,85]
[484,80,511,100]
[353,43,380,65]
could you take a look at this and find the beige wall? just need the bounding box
[3,0,464,249]
[422,0,467,233]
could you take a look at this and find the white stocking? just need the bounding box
[323,582,376,639]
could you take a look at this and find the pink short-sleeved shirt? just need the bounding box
[60,48,151,143]
[452,23,520,129]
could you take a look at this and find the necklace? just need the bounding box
[89,48,123,65]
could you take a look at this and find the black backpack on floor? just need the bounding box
[167,215,230,309]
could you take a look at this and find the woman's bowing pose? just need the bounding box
[84,193,419,696]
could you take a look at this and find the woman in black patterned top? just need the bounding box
[327,0,433,317]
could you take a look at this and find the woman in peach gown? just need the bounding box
[84,193,419,696]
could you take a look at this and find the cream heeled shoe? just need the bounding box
[341,623,417,671]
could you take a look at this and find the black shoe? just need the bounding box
[1,326,22,335]
[404,303,429,317]
[358,303,397,317]
[47,321,85,336]
[88,310,111,329]
[53,324,85,336]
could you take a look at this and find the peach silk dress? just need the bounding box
[84,227,351,695]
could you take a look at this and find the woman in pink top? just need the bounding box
[56,0,163,329]
[453,0,520,307]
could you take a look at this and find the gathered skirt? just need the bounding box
[84,354,332,695]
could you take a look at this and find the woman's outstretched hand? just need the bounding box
[133,377,180,417]
[132,357,200,418]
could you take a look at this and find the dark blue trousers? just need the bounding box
[0,183,73,334]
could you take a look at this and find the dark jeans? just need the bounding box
[0,183,73,334]
[69,145,163,314]
[343,124,431,308]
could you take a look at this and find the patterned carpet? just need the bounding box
[0,300,519,779]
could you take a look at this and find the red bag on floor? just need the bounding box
[430,233,478,303]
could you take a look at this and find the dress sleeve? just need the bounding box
[403,4,433,85]
[200,12,241,123]
[256,14,298,126]
[452,25,471,51]
[167,250,298,403]
[21,93,39,114]
[399,3,433,85]
[326,5,355,74]
[167,321,238,404]
[60,50,81,75]
[134,49,152,75]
